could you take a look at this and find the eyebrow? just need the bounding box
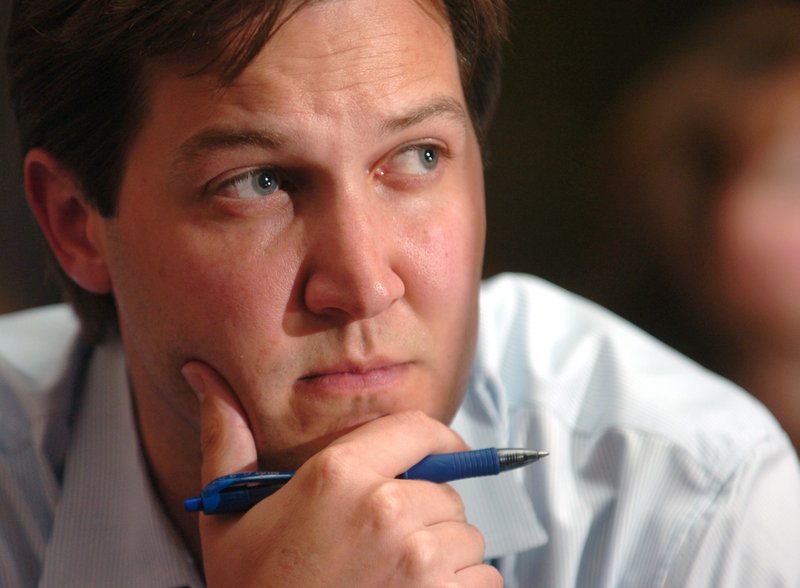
[170,96,469,177]
[382,96,470,134]
[172,128,288,174]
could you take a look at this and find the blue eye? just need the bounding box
[252,169,278,195]
[419,146,438,170]
[217,167,281,199]
[382,144,442,177]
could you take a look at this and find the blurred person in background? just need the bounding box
[595,1,800,453]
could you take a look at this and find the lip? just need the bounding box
[296,360,411,397]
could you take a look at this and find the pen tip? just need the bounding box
[497,448,550,470]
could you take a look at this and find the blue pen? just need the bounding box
[185,447,548,515]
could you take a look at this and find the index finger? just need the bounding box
[182,360,258,486]
[324,410,471,478]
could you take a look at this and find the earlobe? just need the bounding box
[24,148,112,294]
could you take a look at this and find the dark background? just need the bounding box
[1,0,740,314]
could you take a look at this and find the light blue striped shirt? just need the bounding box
[1,273,798,586]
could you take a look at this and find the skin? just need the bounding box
[712,70,800,344]
[26,0,500,584]
[708,69,800,452]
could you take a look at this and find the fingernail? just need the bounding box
[182,365,206,402]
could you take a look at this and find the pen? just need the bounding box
[185,447,548,515]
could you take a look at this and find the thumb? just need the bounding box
[182,360,258,486]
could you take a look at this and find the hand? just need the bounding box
[182,361,503,588]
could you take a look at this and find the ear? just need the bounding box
[24,148,112,294]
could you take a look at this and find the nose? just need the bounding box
[302,187,405,321]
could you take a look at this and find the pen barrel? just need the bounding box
[205,484,283,514]
[402,448,501,483]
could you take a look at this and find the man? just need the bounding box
[2,1,798,586]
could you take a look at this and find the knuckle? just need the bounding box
[366,482,408,530]
[468,523,487,556]
[441,483,466,516]
[399,529,439,577]
[488,565,504,587]
[451,564,504,588]
[312,444,357,486]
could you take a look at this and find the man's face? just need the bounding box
[711,70,800,343]
[99,0,486,470]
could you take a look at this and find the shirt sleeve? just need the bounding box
[663,435,800,587]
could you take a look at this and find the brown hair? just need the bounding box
[6,0,508,342]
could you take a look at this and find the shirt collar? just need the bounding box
[451,365,548,559]
[39,342,203,588]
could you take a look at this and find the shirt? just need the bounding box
[1,273,798,587]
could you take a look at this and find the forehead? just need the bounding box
[142,0,461,133]
[241,1,453,103]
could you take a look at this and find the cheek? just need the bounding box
[402,184,485,409]
[107,214,298,364]
[404,147,486,298]
[714,194,800,328]
[403,184,485,309]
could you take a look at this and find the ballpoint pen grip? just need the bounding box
[402,448,501,483]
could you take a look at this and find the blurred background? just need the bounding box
[481,0,744,292]
[1,0,741,315]
[1,1,61,312]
